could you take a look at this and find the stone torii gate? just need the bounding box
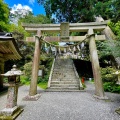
[22,21,109,100]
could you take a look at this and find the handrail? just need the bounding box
[72,60,83,89]
[47,58,55,88]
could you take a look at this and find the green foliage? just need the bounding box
[0,21,9,31]
[0,0,10,31]
[108,41,120,58]
[8,24,30,39]
[38,0,96,22]
[20,14,51,24]
[3,77,8,83]
[37,58,54,88]
[101,67,117,82]
[82,83,86,89]
[96,41,111,59]
[6,40,34,70]
[96,39,120,62]
[101,67,120,93]
[38,75,49,83]
[38,57,53,83]
[38,0,120,23]
[38,82,48,89]
[0,0,9,23]
[103,82,120,93]
[94,1,113,21]
[21,62,33,85]
[23,62,32,78]
[109,21,120,40]
[20,75,30,85]
[22,56,53,87]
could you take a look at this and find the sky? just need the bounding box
[4,0,46,15]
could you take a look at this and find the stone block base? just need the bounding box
[0,106,23,120]
[93,94,109,100]
[22,94,41,101]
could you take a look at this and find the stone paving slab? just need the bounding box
[0,82,120,120]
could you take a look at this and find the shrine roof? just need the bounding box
[0,33,22,61]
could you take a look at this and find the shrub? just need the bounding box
[38,74,49,83]
[21,57,53,86]
[101,66,120,93]
[23,62,32,78]
[20,75,30,85]
[103,82,120,93]
[38,82,48,89]
[101,67,117,82]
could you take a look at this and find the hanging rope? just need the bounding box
[37,34,94,59]
[36,34,94,49]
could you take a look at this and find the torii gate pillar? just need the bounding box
[23,30,41,101]
[88,28,108,99]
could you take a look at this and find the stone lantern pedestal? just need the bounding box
[0,65,23,120]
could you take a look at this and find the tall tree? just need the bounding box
[38,0,96,23]
[38,0,120,23]
[0,0,10,31]
[94,0,120,22]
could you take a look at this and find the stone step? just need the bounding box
[52,78,78,80]
[49,86,80,90]
[51,79,79,82]
[53,68,74,70]
[50,84,79,87]
[52,72,75,74]
[54,64,73,66]
[55,62,72,64]
[49,58,81,91]
[52,71,75,73]
[52,74,76,76]
[51,81,78,84]
[53,71,74,73]
[52,75,77,79]
[55,66,73,68]
[45,89,82,92]
[53,68,74,73]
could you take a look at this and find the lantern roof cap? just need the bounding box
[1,65,23,76]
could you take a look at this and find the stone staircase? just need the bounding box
[47,58,83,91]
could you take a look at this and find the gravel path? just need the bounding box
[0,81,120,120]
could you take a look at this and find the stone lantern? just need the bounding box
[0,65,23,120]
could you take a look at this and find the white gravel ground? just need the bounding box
[0,81,120,120]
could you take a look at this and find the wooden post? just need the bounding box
[29,31,41,96]
[88,28,107,99]
[0,60,4,88]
